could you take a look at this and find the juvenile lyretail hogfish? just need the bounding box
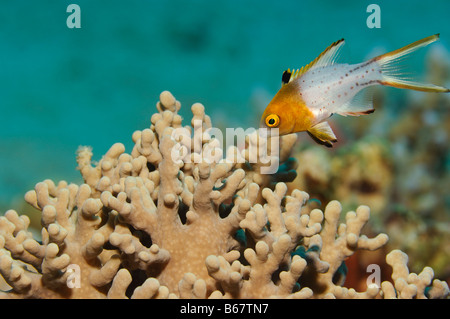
[260,34,450,147]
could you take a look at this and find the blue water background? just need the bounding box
[0,0,449,207]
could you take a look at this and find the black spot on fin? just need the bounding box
[280,39,345,88]
[282,69,292,85]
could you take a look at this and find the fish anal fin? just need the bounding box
[282,38,345,85]
[307,121,338,148]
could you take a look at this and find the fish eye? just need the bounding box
[265,114,280,127]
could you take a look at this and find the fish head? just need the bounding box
[260,84,307,135]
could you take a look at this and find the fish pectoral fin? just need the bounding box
[307,122,338,148]
[336,88,375,117]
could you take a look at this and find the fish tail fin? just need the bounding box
[373,34,450,93]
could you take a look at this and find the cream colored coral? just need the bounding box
[1,181,118,298]
[0,91,448,299]
[381,250,449,299]
[205,183,320,298]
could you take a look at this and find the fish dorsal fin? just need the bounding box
[307,121,338,147]
[281,38,345,86]
[281,68,302,85]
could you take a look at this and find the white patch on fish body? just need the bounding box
[298,61,382,122]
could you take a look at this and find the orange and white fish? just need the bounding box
[260,34,450,147]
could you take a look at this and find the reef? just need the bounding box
[0,91,448,299]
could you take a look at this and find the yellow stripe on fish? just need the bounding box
[260,34,450,147]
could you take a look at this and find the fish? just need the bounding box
[260,34,450,147]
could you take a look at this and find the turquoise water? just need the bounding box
[0,0,449,207]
